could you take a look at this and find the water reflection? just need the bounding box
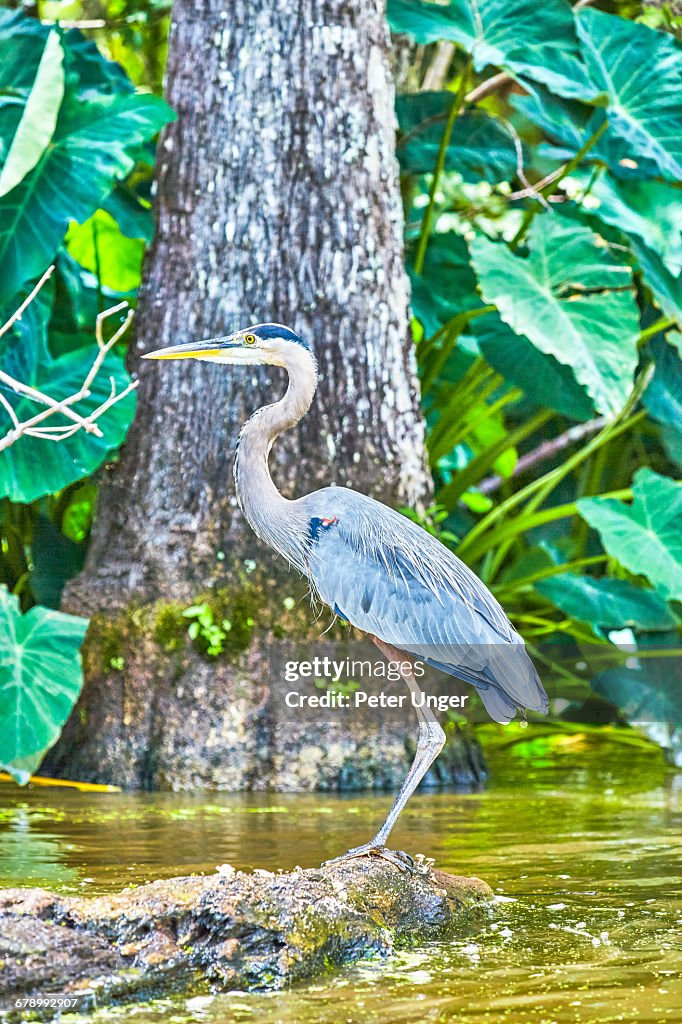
[0,730,680,1023]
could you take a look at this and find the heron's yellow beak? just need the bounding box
[142,338,228,361]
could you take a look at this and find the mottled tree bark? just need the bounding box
[51,0,484,789]
[77,0,427,600]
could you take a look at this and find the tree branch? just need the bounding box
[422,42,456,91]
[465,72,511,105]
[476,416,608,497]
[0,274,138,454]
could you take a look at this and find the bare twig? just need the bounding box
[422,42,456,91]
[465,72,511,106]
[0,265,54,343]
[0,281,138,454]
[42,18,107,28]
[476,416,608,497]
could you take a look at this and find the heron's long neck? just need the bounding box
[234,347,318,569]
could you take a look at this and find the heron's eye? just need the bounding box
[244,334,256,345]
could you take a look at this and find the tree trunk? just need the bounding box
[50,0,484,790]
[79,0,427,600]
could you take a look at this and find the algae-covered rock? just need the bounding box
[0,860,492,1019]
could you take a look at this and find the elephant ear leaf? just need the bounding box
[470,218,640,417]
[575,9,682,182]
[0,585,88,784]
[535,573,676,638]
[0,29,64,197]
[577,470,682,602]
[387,0,591,99]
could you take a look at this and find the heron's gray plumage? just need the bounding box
[225,325,547,725]
[302,489,548,723]
[146,320,549,863]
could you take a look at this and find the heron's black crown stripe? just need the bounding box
[256,324,312,351]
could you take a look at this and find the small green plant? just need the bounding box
[315,678,361,697]
[181,600,256,658]
[182,603,234,657]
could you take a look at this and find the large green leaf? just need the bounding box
[388,0,591,99]
[644,336,682,434]
[66,209,145,293]
[409,232,482,338]
[577,469,682,602]
[474,313,594,421]
[0,89,173,305]
[593,644,682,733]
[102,182,153,242]
[470,218,640,416]
[0,584,87,784]
[569,170,682,278]
[536,572,676,637]
[575,9,682,183]
[513,87,658,183]
[0,282,137,503]
[515,14,682,183]
[0,30,64,197]
[397,95,518,182]
[0,11,46,166]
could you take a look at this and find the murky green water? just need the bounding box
[1,727,681,1023]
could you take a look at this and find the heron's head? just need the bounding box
[142,323,312,368]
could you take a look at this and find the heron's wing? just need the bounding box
[305,508,548,723]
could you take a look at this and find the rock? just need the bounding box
[0,859,492,1019]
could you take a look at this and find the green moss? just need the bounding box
[152,603,187,652]
[84,567,350,678]
[86,613,129,672]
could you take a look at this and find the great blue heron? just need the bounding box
[144,324,548,868]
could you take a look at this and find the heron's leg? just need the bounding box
[323,637,445,872]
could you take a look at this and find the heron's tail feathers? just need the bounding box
[475,683,517,725]
[421,642,549,725]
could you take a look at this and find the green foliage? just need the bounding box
[397,95,518,182]
[574,10,682,180]
[578,470,682,602]
[0,281,136,503]
[182,603,235,658]
[394,0,682,734]
[0,9,173,779]
[0,12,172,304]
[0,584,88,783]
[66,210,146,292]
[536,573,677,638]
[0,10,172,555]
[389,0,590,98]
[0,29,64,198]
[470,218,640,416]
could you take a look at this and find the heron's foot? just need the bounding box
[323,843,414,873]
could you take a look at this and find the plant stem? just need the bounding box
[510,117,609,248]
[465,71,510,105]
[477,415,607,497]
[467,489,630,565]
[413,62,471,275]
[492,554,608,597]
[457,409,644,562]
[637,316,675,345]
